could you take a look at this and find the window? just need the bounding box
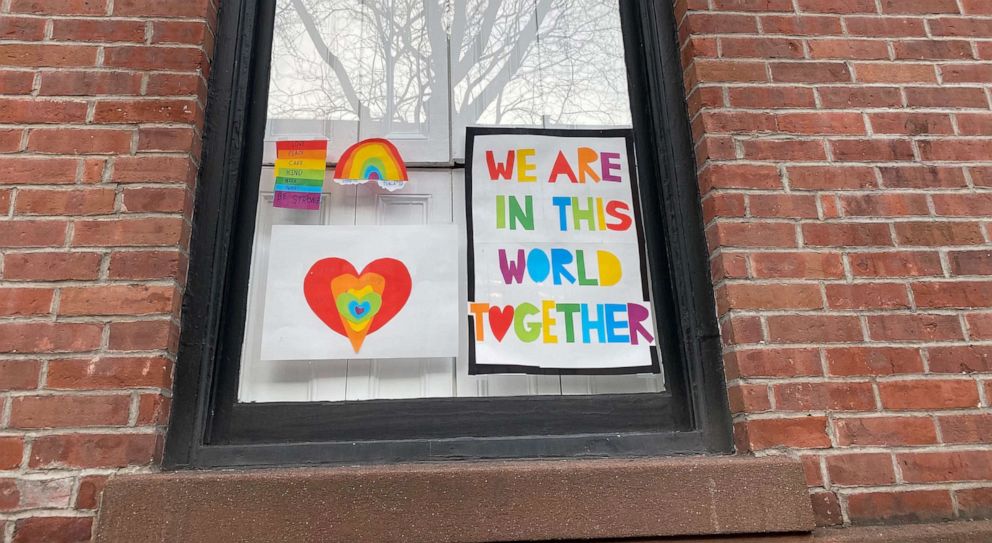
[166,0,731,468]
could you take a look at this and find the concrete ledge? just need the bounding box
[601,518,992,541]
[95,456,813,542]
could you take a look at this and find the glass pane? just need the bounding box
[242,0,662,403]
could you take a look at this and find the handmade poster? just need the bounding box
[273,140,328,210]
[333,138,409,191]
[260,225,460,360]
[466,127,659,374]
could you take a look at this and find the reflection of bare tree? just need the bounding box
[268,0,630,133]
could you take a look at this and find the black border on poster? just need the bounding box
[465,126,661,376]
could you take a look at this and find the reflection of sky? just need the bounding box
[267,0,632,152]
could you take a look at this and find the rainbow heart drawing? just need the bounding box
[332,138,409,191]
[303,257,412,353]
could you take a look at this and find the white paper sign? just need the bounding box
[467,128,659,374]
[260,225,460,360]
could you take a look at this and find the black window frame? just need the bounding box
[165,0,732,469]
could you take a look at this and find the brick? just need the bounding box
[0,69,34,94]
[834,416,937,445]
[51,18,145,42]
[840,193,929,216]
[846,17,926,37]
[929,18,992,38]
[776,112,866,135]
[950,250,992,275]
[0,44,98,67]
[879,166,966,188]
[802,223,892,247]
[958,114,992,136]
[0,479,18,511]
[108,250,181,280]
[108,320,174,351]
[830,139,915,162]
[105,43,207,70]
[854,63,937,83]
[152,20,210,48]
[0,16,46,40]
[957,488,992,520]
[137,394,171,425]
[685,12,758,34]
[12,517,93,543]
[10,0,106,14]
[797,0,875,13]
[868,314,964,341]
[0,322,102,353]
[711,252,748,281]
[750,252,844,279]
[727,87,815,109]
[942,63,992,83]
[869,112,953,135]
[885,0,960,13]
[0,220,67,247]
[721,37,804,59]
[740,416,831,450]
[748,194,818,218]
[894,222,985,246]
[771,62,851,83]
[113,0,211,18]
[933,194,992,217]
[787,166,876,191]
[27,128,132,155]
[973,166,992,187]
[10,395,131,429]
[939,414,992,444]
[767,315,863,343]
[48,356,172,389]
[826,347,924,376]
[967,313,992,339]
[111,155,194,184]
[93,98,197,124]
[0,157,78,185]
[137,127,196,152]
[76,475,108,509]
[712,0,792,10]
[3,252,102,281]
[962,0,992,13]
[899,451,992,483]
[774,382,876,412]
[0,98,87,124]
[921,140,992,162]
[725,348,821,380]
[0,288,52,316]
[894,40,974,60]
[720,283,822,311]
[73,217,184,247]
[702,193,746,223]
[811,491,842,527]
[0,360,40,390]
[847,490,953,524]
[760,15,842,36]
[825,283,910,310]
[15,188,116,216]
[30,433,160,468]
[818,86,903,108]
[741,140,827,161]
[906,87,988,108]
[826,453,895,486]
[60,284,174,316]
[40,70,143,96]
[0,437,24,469]
[914,281,992,308]
[808,39,889,60]
[709,221,796,249]
[145,72,205,97]
[122,187,186,213]
[721,316,764,345]
[929,346,992,374]
[878,380,979,410]
[727,383,770,413]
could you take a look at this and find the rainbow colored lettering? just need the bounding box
[274,140,328,210]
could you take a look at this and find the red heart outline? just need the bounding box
[303,257,412,339]
[488,305,514,342]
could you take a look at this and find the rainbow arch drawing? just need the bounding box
[333,138,409,191]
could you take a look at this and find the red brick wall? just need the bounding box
[677,0,992,528]
[0,0,214,541]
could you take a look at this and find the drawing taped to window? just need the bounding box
[264,0,633,163]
